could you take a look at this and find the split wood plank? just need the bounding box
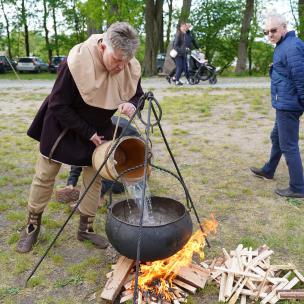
[230,250,258,257]
[228,275,248,304]
[218,272,227,302]
[269,277,300,304]
[269,264,295,271]
[177,264,209,289]
[260,279,291,304]
[240,294,246,304]
[106,271,114,279]
[224,257,238,297]
[240,288,267,298]
[231,250,274,294]
[101,256,135,303]
[120,293,133,303]
[214,266,263,281]
[294,270,304,283]
[278,290,304,299]
[123,273,135,290]
[173,279,197,294]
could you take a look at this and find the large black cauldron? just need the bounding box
[105,196,193,262]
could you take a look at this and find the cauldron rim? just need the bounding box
[108,195,189,228]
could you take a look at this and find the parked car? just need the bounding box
[0,55,16,73]
[157,53,166,73]
[49,56,67,73]
[16,57,49,73]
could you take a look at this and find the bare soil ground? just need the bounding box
[0,79,303,304]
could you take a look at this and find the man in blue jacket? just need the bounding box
[250,13,304,198]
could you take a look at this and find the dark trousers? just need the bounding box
[169,58,176,78]
[169,67,176,78]
[66,116,139,195]
[175,55,189,81]
[67,166,82,187]
[262,109,304,193]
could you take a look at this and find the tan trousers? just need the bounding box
[28,154,102,216]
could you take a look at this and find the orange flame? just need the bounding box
[136,214,218,300]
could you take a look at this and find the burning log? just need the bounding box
[100,216,218,303]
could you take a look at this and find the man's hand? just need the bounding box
[118,102,136,118]
[90,133,106,147]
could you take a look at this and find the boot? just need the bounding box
[77,214,108,249]
[16,212,42,253]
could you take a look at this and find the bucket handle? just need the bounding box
[112,111,121,142]
[107,111,122,164]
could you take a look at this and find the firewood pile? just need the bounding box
[88,244,303,304]
[202,244,304,304]
[96,255,210,303]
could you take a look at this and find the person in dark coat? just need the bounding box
[173,22,189,86]
[185,23,200,50]
[250,13,304,198]
[16,22,144,253]
[166,23,200,84]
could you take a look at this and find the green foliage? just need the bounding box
[250,41,274,75]
[190,0,244,69]
[79,0,144,32]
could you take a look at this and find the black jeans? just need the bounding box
[67,165,124,194]
[175,55,189,81]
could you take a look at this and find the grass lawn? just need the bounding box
[0,85,303,303]
[0,71,57,80]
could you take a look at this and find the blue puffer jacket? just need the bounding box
[270,31,304,111]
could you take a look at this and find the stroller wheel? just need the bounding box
[189,76,199,85]
[209,76,217,84]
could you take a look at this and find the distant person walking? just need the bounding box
[250,12,304,198]
[166,23,200,84]
[173,22,190,86]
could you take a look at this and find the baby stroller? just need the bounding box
[188,50,218,85]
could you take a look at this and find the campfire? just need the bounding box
[98,215,218,303]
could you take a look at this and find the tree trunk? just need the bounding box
[21,0,30,56]
[0,0,12,58]
[143,0,163,76]
[235,0,254,73]
[165,0,173,49]
[43,0,52,61]
[51,6,59,55]
[299,0,304,40]
[179,0,191,23]
[72,0,80,43]
[159,12,164,52]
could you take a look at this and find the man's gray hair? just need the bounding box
[103,22,139,59]
[265,12,287,26]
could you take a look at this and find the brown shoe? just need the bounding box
[77,214,108,249]
[55,186,80,203]
[16,212,42,253]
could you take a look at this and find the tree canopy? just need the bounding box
[0,0,302,75]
